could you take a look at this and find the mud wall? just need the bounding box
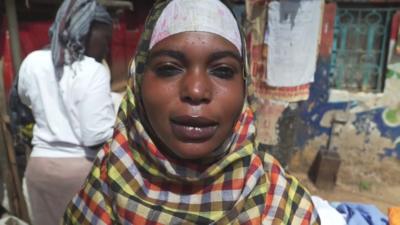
[288,3,400,186]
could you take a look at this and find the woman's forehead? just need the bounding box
[150,0,241,54]
[151,32,238,50]
[148,32,241,61]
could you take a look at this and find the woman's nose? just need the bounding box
[180,68,212,105]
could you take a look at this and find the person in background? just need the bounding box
[62,0,320,224]
[17,0,115,224]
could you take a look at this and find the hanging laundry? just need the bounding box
[266,0,323,87]
[387,11,400,63]
[245,0,325,101]
[396,11,400,57]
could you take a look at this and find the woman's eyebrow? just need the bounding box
[148,50,187,63]
[208,51,241,63]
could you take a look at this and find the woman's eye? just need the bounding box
[154,64,182,77]
[210,66,235,79]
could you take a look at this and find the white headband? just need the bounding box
[150,0,242,54]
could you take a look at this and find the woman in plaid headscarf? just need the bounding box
[62,0,320,224]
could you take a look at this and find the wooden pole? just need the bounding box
[0,58,6,116]
[0,116,30,223]
[0,122,6,212]
[5,0,22,73]
[0,58,6,210]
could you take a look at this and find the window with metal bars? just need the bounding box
[329,4,399,92]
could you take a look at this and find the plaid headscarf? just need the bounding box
[49,0,112,80]
[149,0,242,54]
[62,1,320,224]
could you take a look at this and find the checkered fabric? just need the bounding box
[62,0,320,224]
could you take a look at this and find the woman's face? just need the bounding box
[141,32,245,159]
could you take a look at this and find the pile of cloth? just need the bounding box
[312,196,400,225]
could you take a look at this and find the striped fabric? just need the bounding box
[49,0,112,80]
[62,0,320,224]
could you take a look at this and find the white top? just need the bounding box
[311,196,346,225]
[18,50,115,159]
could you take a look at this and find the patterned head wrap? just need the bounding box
[63,0,320,224]
[149,0,242,54]
[49,0,112,80]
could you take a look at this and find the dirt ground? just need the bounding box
[288,133,400,215]
[291,171,400,214]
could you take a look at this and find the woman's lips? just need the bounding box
[170,115,218,142]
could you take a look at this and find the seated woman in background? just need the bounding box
[62,0,320,224]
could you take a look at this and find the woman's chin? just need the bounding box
[168,143,216,160]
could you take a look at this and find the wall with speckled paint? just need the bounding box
[288,3,400,185]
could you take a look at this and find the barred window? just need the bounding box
[330,4,399,92]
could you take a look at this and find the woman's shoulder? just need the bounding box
[23,49,51,64]
[79,56,105,68]
[255,149,284,174]
[70,56,110,80]
[255,150,320,224]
